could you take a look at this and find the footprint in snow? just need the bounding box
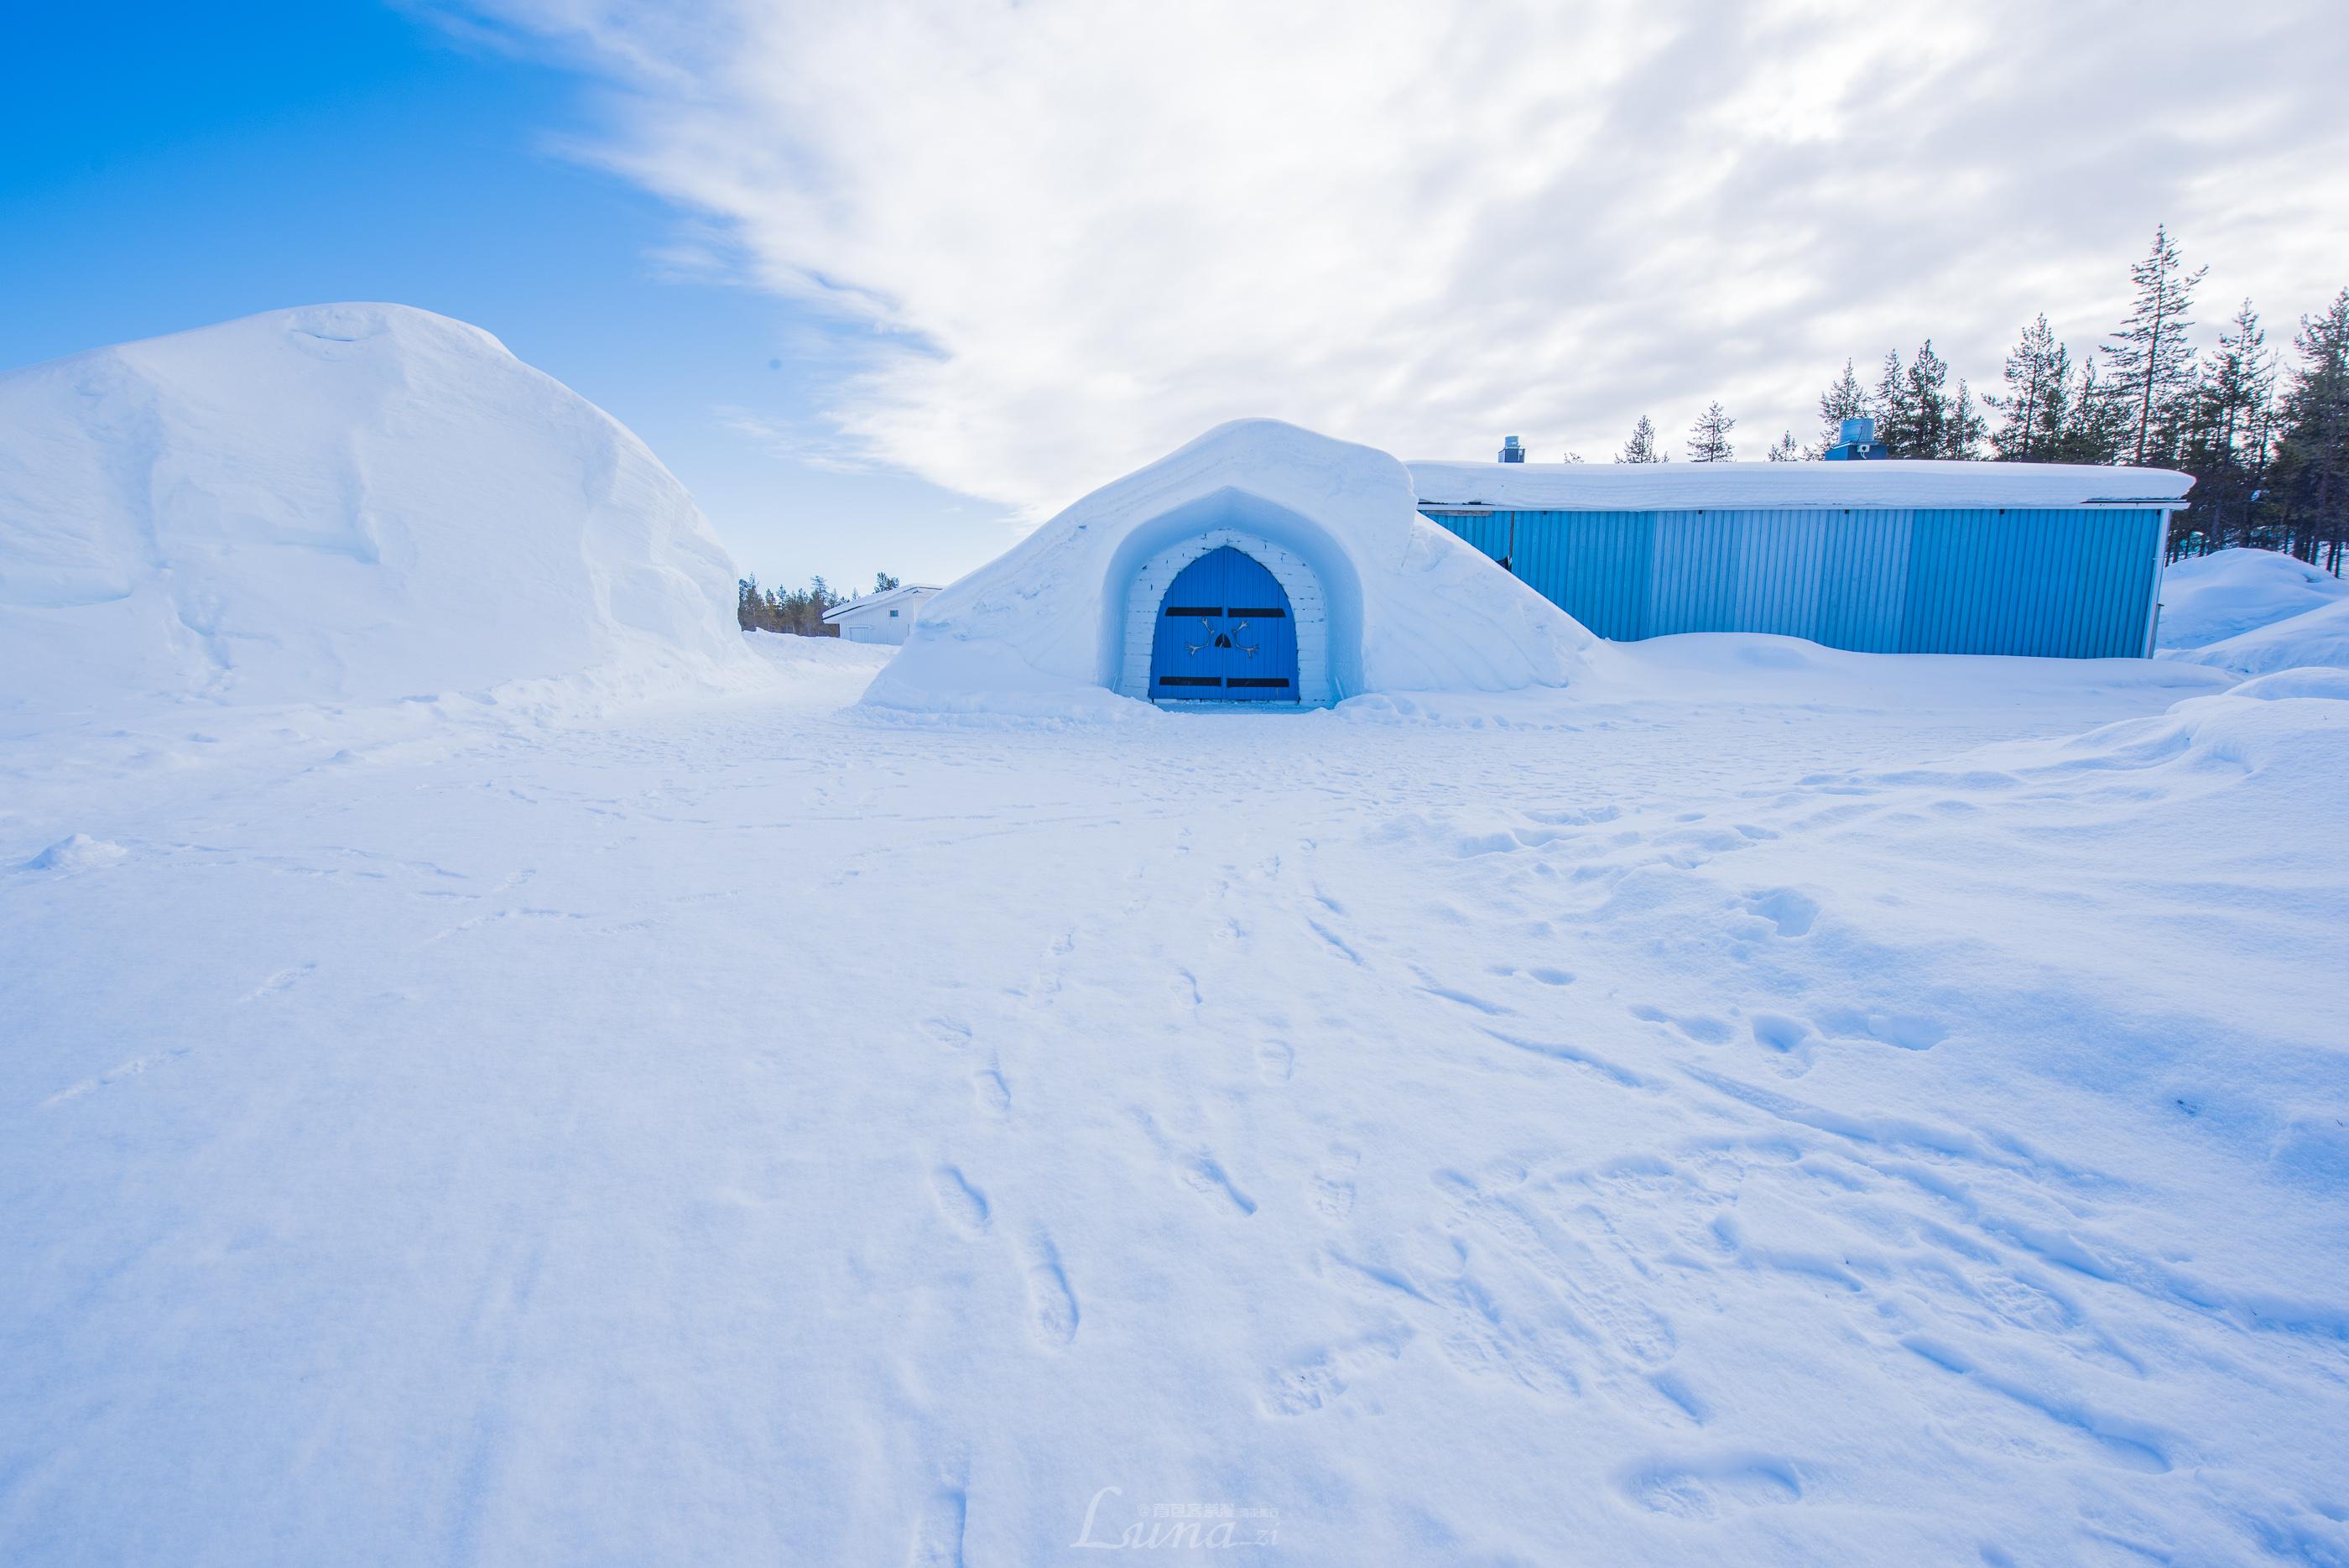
[1620,1457,1803,1519]
[907,1487,967,1567]
[1813,1005,1949,1051]
[1180,1154,1257,1216]
[1023,1242,1080,1348]
[1256,1040,1294,1084]
[972,1069,1011,1115]
[1260,1327,1410,1417]
[1739,888,1820,937]
[1313,1148,1359,1222]
[929,1166,990,1237]
[1629,1004,1734,1044]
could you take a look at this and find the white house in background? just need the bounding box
[822,584,941,644]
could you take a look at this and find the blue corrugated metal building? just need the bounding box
[1408,455,2194,659]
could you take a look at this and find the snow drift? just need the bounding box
[0,304,750,717]
[2164,596,2349,676]
[2155,547,2348,650]
[862,419,1596,716]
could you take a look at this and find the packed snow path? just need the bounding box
[5,639,2346,1565]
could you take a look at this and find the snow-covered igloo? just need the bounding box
[862,420,1595,716]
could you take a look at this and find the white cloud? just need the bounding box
[458,0,2349,510]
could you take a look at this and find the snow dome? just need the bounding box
[0,303,750,717]
[862,419,1596,716]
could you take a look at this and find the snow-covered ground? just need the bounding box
[2156,550,2349,678]
[8,630,2346,1565]
[2157,549,2349,653]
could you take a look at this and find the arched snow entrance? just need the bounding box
[1116,525,1333,704]
[1148,545,1299,701]
[860,420,1596,720]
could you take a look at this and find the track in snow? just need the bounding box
[4,641,2344,1565]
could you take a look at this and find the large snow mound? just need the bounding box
[2164,596,2349,676]
[2154,547,2348,651]
[864,419,1596,716]
[0,304,750,717]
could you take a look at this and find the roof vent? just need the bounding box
[1498,435,1525,463]
[1824,416,1888,461]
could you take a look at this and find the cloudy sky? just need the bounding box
[8,2,2346,582]
[461,2,2346,490]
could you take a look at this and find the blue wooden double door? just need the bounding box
[1149,547,1298,702]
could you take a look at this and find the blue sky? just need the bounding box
[2,2,1016,590]
[11,2,2346,590]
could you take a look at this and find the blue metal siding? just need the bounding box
[1524,509,1652,641]
[1648,512,1730,637]
[1427,506,2162,659]
[1815,508,1911,652]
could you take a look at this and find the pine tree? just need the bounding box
[1764,430,1801,462]
[2178,299,2277,549]
[2103,225,2208,466]
[2050,353,2128,465]
[1617,415,1667,463]
[2271,289,2349,568]
[1813,359,1870,455]
[1945,380,1987,459]
[1987,315,2071,461]
[1902,341,1952,458]
[1872,352,1918,456]
[1685,402,1736,462]
[875,571,902,592]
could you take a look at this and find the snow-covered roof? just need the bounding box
[821,584,942,622]
[1406,458,2195,513]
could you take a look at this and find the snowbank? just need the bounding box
[2164,596,2349,676]
[863,419,1596,716]
[1408,456,2194,512]
[2026,665,2349,778]
[0,304,752,718]
[2154,547,2348,650]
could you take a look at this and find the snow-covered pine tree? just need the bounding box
[1685,402,1736,462]
[1987,315,2071,461]
[1617,415,1667,463]
[1813,360,1869,456]
[2103,225,2208,466]
[1765,430,1800,462]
